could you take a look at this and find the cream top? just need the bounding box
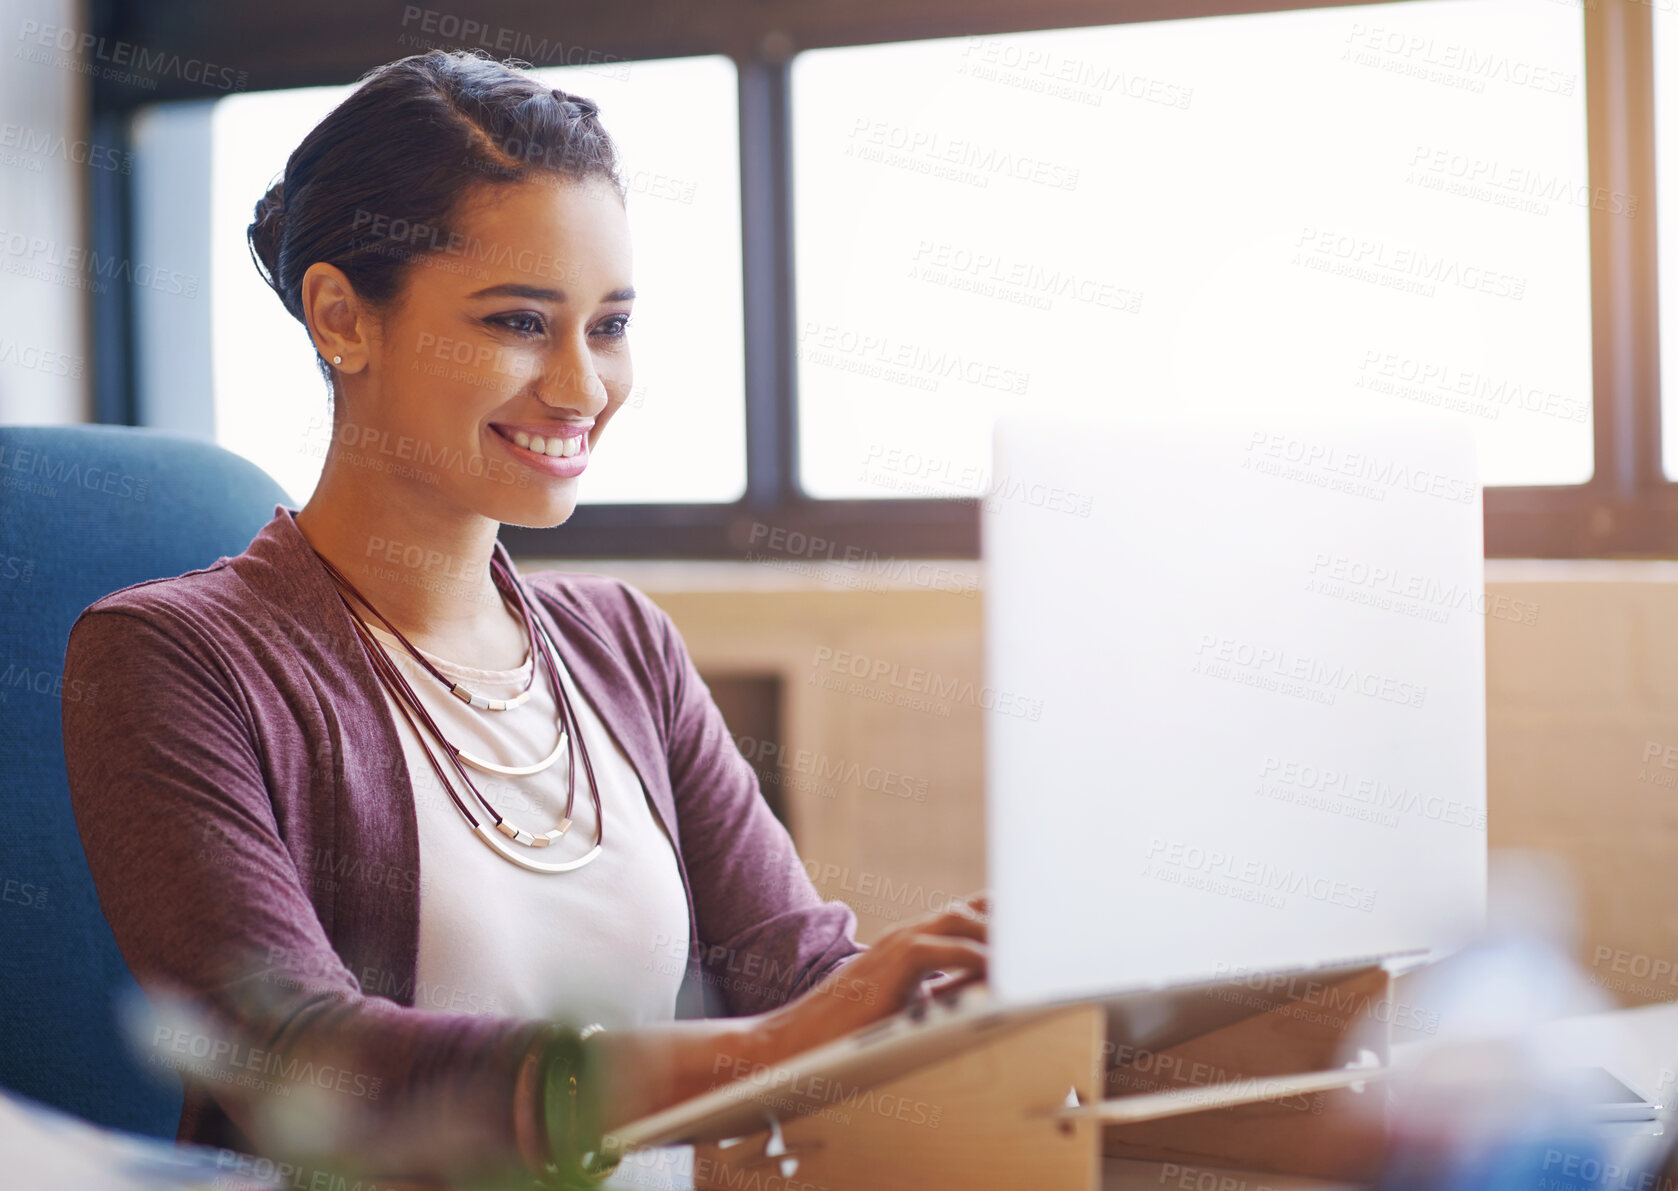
[362,607,690,1029]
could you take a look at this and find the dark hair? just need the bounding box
[247,49,625,385]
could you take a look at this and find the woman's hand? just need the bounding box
[752,893,989,1066]
[583,894,987,1138]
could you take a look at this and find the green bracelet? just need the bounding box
[536,1022,617,1189]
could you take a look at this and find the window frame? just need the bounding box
[86,0,1662,558]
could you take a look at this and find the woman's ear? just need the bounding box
[301,262,369,373]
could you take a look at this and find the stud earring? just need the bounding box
[332,355,343,365]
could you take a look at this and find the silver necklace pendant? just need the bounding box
[473,823,603,873]
[455,728,568,777]
[449,682,535,712]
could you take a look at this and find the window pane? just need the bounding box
[199,54,744,505]
[793,0,1593,498]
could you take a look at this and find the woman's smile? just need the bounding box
[489,420,593,478]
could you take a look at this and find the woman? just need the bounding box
[60,48,986,1189]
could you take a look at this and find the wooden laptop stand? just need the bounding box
[681,965,1396,1191]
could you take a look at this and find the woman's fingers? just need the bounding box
[920,967,987,998]
[849,917,989,1004]
[926,906,987,941]
[897,936,988,984]
[878,898,988,947]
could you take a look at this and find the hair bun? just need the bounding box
[553,90,598,119]
[257,178,286,221]
[247,177,291,310]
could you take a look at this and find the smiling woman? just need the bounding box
[59,48,987,1190]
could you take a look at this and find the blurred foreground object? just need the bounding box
[0,1083,282,1191]
[1372,851,1666,1190]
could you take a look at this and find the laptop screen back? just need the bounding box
[983,416,1487,1004]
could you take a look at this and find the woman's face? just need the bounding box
[350,174,634,528]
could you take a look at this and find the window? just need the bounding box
[101,0,1674,557]
[793,0,1593,501]
[136,55,745,506]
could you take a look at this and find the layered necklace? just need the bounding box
[309,542,604,874]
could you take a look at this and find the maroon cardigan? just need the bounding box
[60,504,863,1177]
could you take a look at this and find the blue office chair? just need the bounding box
[0,424,292,1137]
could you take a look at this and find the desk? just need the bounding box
[601,1002,1678,1191]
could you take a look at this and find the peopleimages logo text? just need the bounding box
[1246,430,1477,505]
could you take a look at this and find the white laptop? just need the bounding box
[604,414,1486,1156]
[985,413,1485,1004]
